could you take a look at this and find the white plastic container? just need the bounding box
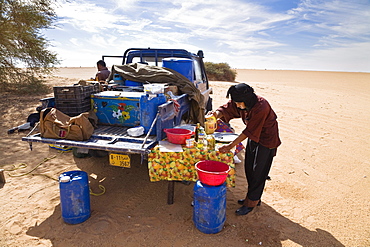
[144,84,165,94]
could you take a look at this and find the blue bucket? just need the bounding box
[59,170,91,224]
[193,180,227,234]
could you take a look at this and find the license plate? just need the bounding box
[109,153,131,168]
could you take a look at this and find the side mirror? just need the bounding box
[197,50,204,58]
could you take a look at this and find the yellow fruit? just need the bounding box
[228,168,235,175]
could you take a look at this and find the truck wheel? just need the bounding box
[72,147,91,158]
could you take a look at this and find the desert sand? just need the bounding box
[0,68,369,247]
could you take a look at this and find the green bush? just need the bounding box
[204,62,237,81]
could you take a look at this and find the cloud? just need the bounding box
[286,0,370,45]
[48,0,370,72]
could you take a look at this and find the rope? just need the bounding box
[4,154,106,196]
[90,185,106,196]
[6,155,57,177]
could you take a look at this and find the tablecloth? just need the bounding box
[148,145,236,187]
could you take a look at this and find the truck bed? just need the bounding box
[22,93,191,156]
[22,125,158,155]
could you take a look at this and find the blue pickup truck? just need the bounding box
[22,48,213,167]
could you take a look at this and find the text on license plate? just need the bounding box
[109,153,131,168]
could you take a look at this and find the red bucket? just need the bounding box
[164,128,194,145]
[195,160,230,186]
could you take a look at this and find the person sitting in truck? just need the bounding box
[95,60,110,82]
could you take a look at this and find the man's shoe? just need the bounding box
[235,206,254,215]
[237,199,261,206]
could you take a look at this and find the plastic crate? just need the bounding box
[53,83,100,100]
[53,83,99,116]
[55,99,91,116]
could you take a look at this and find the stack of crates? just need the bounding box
[54,83,100,116]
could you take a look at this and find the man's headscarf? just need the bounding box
[226,83,258,110]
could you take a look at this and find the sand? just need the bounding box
[0,68,369,246]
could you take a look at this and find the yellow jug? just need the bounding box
[205,114,217,134]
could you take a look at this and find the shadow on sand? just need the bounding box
[26,154,344,247]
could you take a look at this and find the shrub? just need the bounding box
[204,62,237,81]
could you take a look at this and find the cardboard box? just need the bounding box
[165,85,179,95]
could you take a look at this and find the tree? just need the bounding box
[0,0,59,94]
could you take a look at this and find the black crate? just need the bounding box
[55,99,91,116]
[53,83,100,100]
[53,83,99,116]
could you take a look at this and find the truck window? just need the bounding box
[193,59,203,83]
[131,57,163,67]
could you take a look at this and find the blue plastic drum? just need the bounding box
[162,57,194,82]
[59,170,91,224]
[193,180,227,234]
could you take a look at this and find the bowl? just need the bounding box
[195,160,230,186]
[164,128,194,145]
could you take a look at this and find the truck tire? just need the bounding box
[72,147,91,158]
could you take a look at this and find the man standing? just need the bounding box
[95,60,110,82]
[213,83,281,215]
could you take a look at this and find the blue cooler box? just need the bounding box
[92,91,143,127]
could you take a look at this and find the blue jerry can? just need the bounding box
[140,93,166,135]
[193,180,227,234]
[59,171,90,224]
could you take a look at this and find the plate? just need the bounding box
[109,153,131,168]
[213,132,239,143]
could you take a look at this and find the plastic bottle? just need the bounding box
[195,123,200,142]
[206,134,216,150]
[197,126,206,149]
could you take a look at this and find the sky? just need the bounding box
[44,0,370,72]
